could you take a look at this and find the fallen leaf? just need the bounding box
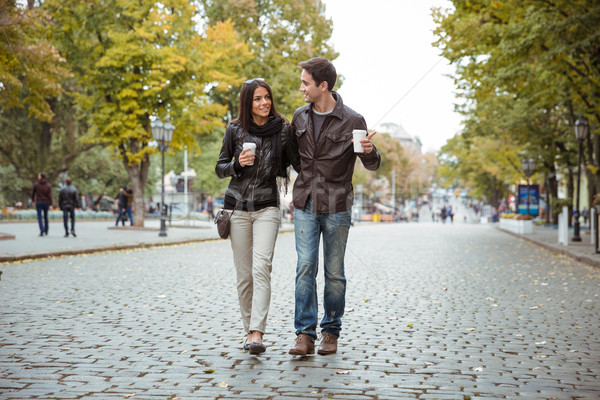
[336,370,351,374]
[406,323,413,328]
[345,308,355,312]
[472,367,483,372]
[204,369,215,374]
[535,341,546,345]
[124,394,135,399]
[218,381,228,388]
[388,317,398,320]
[156,294,166,298]
[466,328,476,332]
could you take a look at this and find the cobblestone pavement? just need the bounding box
[1,223,599,399]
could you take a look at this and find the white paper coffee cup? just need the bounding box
[352,129,367,153]
[242,142,256,165]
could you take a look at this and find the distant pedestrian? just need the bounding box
[114,186,128,226]
[206,195,214,218]
[582,207,589,226]
[31,172,53,236]
[125,188,134,225]
[58,178,80,237]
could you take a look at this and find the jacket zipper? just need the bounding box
[250,140,262,201]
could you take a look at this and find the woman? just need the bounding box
[215,78,293,355]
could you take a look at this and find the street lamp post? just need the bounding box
[521,157,535,217]
[151,119,175,237]
[572,117,589,242]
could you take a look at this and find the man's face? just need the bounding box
[300,70,322,104]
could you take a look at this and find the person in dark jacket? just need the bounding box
[288,57,381,357]
[58,178,80,237]
[215,78,294,355]
[115,186,128,226]
[31,172,53,236]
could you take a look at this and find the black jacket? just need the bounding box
[58,185,80,210]
[215,122,294,207]
[290,92,380,214]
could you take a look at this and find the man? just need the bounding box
[58,178,80,237]
[31,172,53,237]
[288,57,381,356]
[115,186,128,226]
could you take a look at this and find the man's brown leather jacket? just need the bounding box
[290,92,381,214]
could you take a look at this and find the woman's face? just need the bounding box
[251,85,272,125]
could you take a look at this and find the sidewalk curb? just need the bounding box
[0,228,294,264]
[497,227,600,269]
[0,238,219,264]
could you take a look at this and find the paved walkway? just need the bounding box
[498,223,600,268]
[2,215,600,269]
[1,222,598,399]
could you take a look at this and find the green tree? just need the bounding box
[0,95,98,205]
[0,0,67,122]
[432,0,599,211]
[43,0,251,225]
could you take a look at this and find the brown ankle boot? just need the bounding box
[317,333,338,355]
[288,334,315,356]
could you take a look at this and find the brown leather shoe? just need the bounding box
[288,334,315,356]
[317,333,338,355]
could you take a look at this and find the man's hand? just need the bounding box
[360,131,377,154]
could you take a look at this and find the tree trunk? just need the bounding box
[590,129,600,206]
[548,170,559,225]
[567,168,574,227]
[121,141,150,228]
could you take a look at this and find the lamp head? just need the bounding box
[574,117,589,142]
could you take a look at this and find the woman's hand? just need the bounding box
[238,148,255,167]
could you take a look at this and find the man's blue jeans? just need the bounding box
[36,202,49,235]
[126,206,133,225]
[294,198,351,341]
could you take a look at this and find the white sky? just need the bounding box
[321,0,462,153]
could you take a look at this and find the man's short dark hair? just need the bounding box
[39,172,46,179]
[65,178,72,185]
[299,57,337,92]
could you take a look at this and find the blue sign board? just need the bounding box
[517,184,539,216]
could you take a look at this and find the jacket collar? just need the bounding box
[307,91,344,120]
